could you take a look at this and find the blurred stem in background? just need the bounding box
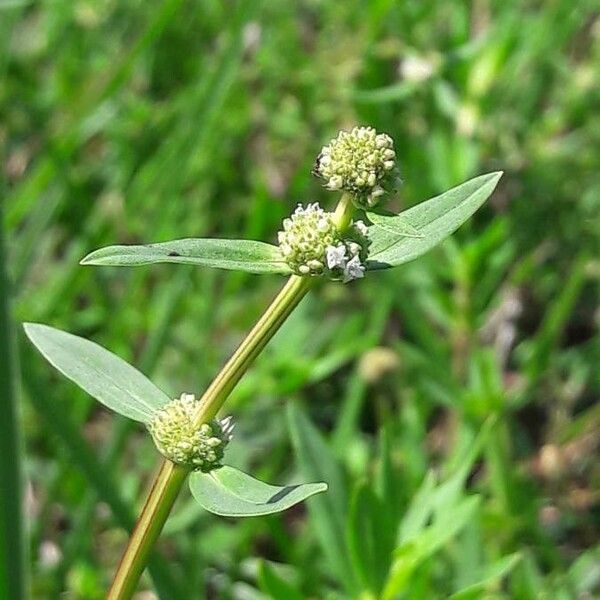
[0,201,28,599]
[107,195,355,599]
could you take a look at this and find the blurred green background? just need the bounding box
[2,0,599,598]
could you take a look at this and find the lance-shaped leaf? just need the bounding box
[189,465,327,517]
[367,172,502,269]
[365,211,423,238]
[81,239,291,274]
[24,323,170,423]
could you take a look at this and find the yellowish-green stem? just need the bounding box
[107,460,188,600]
[333,191,355,231]
[107,194,356,599]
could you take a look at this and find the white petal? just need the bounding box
[343,256,365,283]
[326,245,347,269]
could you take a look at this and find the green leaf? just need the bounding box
[367,172,502,269]
[383,496,481,600]
[21,368,182,600]
[257,561,305,600]
[398,471,437,543]
[23,323,171,423]
[450,553,521,599]
[287,403,358,593]
[567,545,600,595]
[366,211,424,238]
[347,482,391,595]
[81,238,291,274]
[188,465,327,517]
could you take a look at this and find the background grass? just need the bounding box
[3,0,599,598]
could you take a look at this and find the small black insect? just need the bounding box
[311,153,323,178]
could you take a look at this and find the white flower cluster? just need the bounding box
[278,203,370,282]
[278,203,338,275]
[148,393,234,471]
[313,126,396,208]
[324,219,369,282]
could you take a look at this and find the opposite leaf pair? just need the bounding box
[24,323,326,517]
[80,172,502,276]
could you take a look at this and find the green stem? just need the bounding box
[107,461,188,600]
[190,274,313,427]
[107,195,356,599]
[333,191,355,231]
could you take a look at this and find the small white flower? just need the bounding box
[354,220,369,236]
[326,244,347,269]
[327,175,344,190]
[343,255,365,283]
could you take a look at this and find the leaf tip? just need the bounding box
[23,322,41,338]
[490,170,504,184]
[79,251,97,265]
[23,322,53,351]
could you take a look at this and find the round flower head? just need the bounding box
[278,203,370,282]
[148,393,234,472]
[313,126,397,208]
[277,203,339,276]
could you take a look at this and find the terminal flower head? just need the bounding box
[148,393,233,471]
[313,126,397,208]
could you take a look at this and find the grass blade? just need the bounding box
[0,193,28,600]
[287,403,358,594]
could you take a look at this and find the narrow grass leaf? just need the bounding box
[567,546,600,595]
[383,496,481,599]
[521,251,588,397]
[347,482,391,595]
[188,465,327,517]
[287,403,357,593]
[23,323,171,423]
[81,239,291,274]
[450,553,521,599]
[367,172,502,269]
[0,204,27,600]
[398,471,437,543]
[257,562,305,600]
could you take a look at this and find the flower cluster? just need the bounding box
[277,203,370,282]
[313,126,396,208]
[148,393,234,471]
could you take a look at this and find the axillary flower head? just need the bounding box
[148,393,234,472]
[313,126,397,208]
[278,203,370,282]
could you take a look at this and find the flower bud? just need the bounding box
[313,126,397,208]
[148,393,233,471]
